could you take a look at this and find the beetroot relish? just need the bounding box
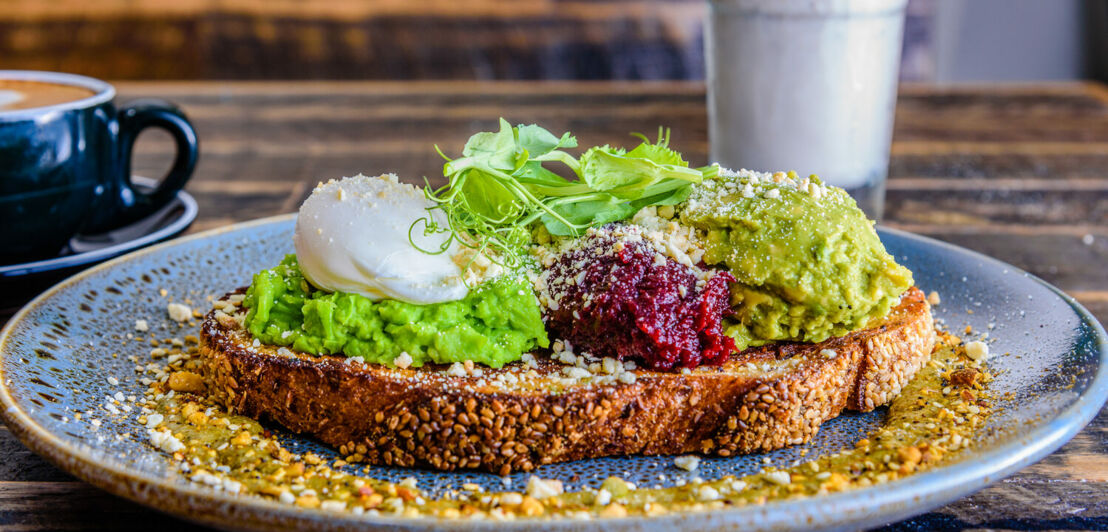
[543,231,737,370]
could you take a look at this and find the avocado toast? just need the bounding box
[197,122,934,474]
[200,287,932,475]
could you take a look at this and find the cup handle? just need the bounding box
[115,99,199,224]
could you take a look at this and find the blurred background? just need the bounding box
[1,0,1104,83]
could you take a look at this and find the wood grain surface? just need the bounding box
[0,0,937,81]
[0,0,707,80]
[2,81,1107,530]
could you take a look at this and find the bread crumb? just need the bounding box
[134,320,149,332]
[167,371,205,393]
[927,291,941,305]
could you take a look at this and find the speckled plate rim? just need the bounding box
[1,215,1106,531]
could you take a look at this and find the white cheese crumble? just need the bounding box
[394,352,413,369]
[167,303,192,322]
[697,485,721,501]
[445,362,467,377]
[526,476,565,498]
[965,341,989,361]
[594,489,612,506]
[673,455,701,471]
[765,471,792,485]
[320,500,347,512]
[617,372,637,384]
[148,429,185,453]
[134,320,149,332]
[499,492,523,506]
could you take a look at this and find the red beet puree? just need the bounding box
[541,229,736,370]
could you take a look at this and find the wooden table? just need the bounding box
[2,81,1106,530]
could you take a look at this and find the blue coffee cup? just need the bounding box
[0,71,198,264]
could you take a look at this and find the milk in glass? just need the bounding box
[706,0,907,219]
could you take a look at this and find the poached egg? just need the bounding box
[293,173,468,304]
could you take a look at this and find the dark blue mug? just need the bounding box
[0,71,198,264]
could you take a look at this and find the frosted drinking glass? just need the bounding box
[706,0,908,220]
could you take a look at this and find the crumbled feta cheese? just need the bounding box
[562,366,591,379]
[320,500,347,512]
[601,357,620,375]
[394,352,413,369]
[765,471,792,485]
[697,485,721,501]
[499,492,523,506]
[134,320,149,332]
[279,490,296,505]
[965,341,989,361]
[167,303,192,322]
[445,362,467,377]
[520,352,539,369]
[526,476,564,498]
[594,489,612,506]
[148,429,185,453]
[673,455,701,471]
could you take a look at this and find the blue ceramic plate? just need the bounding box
[1,215,1105,531]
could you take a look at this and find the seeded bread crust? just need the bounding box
[198,287,934,475]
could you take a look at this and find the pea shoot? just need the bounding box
[411,119,718,268]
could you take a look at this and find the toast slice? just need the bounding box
[199,287,934,475]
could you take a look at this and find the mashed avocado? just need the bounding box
[242,255,549,368]
[679,170,913,350]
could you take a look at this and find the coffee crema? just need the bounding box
[0,79,97,111]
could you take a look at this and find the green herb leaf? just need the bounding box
[541,196,638,236]
[459,118,520,171]
[579,146,701,198]
[517,123,577,157]
[415,121,706,268]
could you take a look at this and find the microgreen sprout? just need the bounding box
[410,119,718,269]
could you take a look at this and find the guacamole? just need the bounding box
[679,170,913,350]
[242,255,549,368]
